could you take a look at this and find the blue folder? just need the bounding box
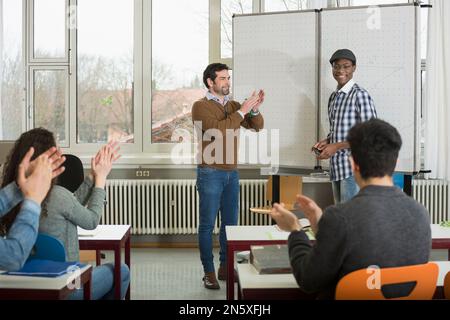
[6,259,86,277]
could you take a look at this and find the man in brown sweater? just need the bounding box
[192,63,264,289]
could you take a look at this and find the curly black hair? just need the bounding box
[0,128,57,236]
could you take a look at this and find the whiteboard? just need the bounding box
[233,11,318,168]
[233,4,420,172]
[320,5,420,172]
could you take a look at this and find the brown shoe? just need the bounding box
[203,272,220,290]
[218,265,239,282]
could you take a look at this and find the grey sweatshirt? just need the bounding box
[38,177,106,261]
[288,185,431,299]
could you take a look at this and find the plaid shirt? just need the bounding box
[327,80,377,181]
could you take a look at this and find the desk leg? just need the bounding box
[84,274,92,300]
[125,235,131,300]
[114,245,122,300]
[448,249,450,261]
[226,243,235,300]
[237,282,242,300]
[96,250,101,266]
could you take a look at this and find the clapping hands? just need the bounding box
[241,89,265,114]
[90,141,121,188]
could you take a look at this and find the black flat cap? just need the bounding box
[329,49,357,65]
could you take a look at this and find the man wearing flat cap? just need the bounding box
[313,49,377,204]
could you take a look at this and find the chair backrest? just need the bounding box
[56,154,84,193]
[28,233,66,262]
[335,263,439,300]
[445,271,450,300]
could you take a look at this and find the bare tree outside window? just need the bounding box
[221,0,252,59]
[264,0,310,12]
[33,69,67,145]
[151,0,208,143]
[0,0,23,140]
[77,0,134,144]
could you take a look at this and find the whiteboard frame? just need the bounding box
[232,3,421,173]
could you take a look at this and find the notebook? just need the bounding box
[5,259,85,277]
[77,226,100,237]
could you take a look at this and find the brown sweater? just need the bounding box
[192,97,264,170]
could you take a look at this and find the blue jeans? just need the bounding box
[332,175,359,204]
[68,263,130,300]
[196,166,239,273]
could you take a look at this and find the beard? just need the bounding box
[221,87,230,96]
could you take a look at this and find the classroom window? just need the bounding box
[350,0,408,5]
[221,0,252,59]
[33,0,66,59]
[32,68,68,147]
[151,0,208,144]
[0,0,24,140]
[77,0,135,144]
[264,0,312,12]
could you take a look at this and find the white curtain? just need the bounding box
[0,0,3,139]
[424,0,450,180]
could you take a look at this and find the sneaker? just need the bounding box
[203,271,220,290]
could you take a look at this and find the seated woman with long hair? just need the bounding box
[1,128,129,299]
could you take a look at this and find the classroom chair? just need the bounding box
[335,262,438,300]
[444,271,450,299]
[28,233,67,262]
[57,154,99,264]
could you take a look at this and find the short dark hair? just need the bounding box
[347,119,402,180]
[203,63,229,88]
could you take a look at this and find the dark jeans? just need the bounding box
[196,166,239,273]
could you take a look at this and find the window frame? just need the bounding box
[29,65,70,147]
[29,0,69,63]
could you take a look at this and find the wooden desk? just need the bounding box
[237,264,315,300]
[78,224,131,300]
[226,225,291,300]
[0,265,92,300]
[237,262,450,300]
[431,224,450,260]
[226,224,450,300]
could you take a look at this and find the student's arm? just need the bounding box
[287,207,348,294]
[0,200,40,271]
[63,188,106,230]
[73,176,95,206]
[0,182,24,217]
[356,90,377,121]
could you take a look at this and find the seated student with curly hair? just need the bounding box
[1,128,129,300]
[0,145,65,271]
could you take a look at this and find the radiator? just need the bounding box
[102,179,271,235]
[412,179,450,224]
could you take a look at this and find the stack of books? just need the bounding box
[250,244,292,274]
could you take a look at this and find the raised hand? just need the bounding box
[241,91,261,114]
[24,147,66,179]
[252,89,265,112]
[91,145,115,188]
[17,148,54,205]
[295,195,323,234]
[270,203,302,233]
[94,141,121,165]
